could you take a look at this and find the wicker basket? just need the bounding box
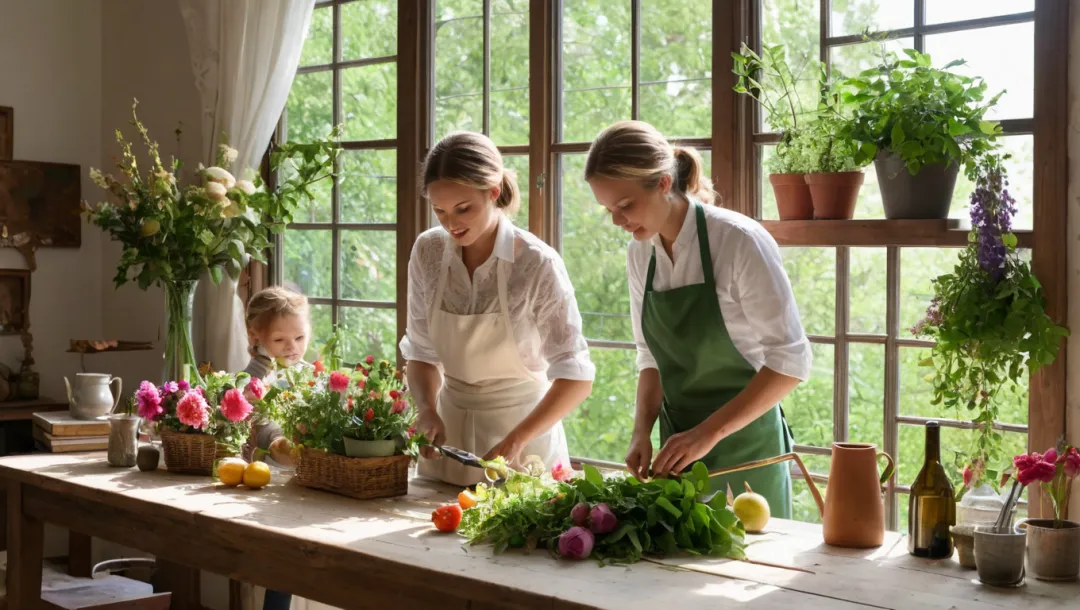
[294,447,410,500]
[160,429,226,475]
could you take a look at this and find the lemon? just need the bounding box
[243,461,272,489]
[732,482,770,533]
[217,458,247,487]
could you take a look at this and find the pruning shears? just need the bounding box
[435,445,508,485]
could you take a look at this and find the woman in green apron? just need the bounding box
[584,121,812,518]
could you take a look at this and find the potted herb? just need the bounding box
[912,154,1068,500]
[803,104,866,220]
[107,396,141,468]
[841,47,1001,219]
[733,44,814,220]
[1007,442,1080,581]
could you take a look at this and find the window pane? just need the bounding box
[341,230,396,302]
[340,149,396,223]
[759,0,820,133]
[502,154,528,226]
[849,248,886,334]
[560,0,631,142]
[339,306,398,364]
[559,153,632,342]
[829,0,914,36]
[900,247,960,337]
[926,0,1034,25]
[563,347,639,461]
[282,160,332,223]
[785,343,835,449]
[284,230,333,298]
[342,63,397,141]
[286,71,333,144]
[828,38,913,80]
[793,477,825,524]
[305,303,333,362]
[342,0,396,60]
[782,247,835,337]
[925,22,1033,121]
[490,0,530,145]
[434,2,483,140]
[639,0,712,138]
[848,343,883,449]
[898,347,1030,426]
[299,7,332,67]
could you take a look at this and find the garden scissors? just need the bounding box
[435,445,507,485]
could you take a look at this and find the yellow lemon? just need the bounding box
[243,461,272,489]
[732,482,770,533]
[217,458,247,487]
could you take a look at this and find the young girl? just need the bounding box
[242,286,312,468]
[401,131,595,485]
[585,120,810,518]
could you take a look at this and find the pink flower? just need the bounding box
[1044,448,1059,464]
[328,371,350,393]
[246,378,266,400]
[963,465,973,488]
[407,426,416,437]
[364,408,375,422]
[391,400,407,414]
[570,502,589,526]
[313,360,325,374]
[551,460,573,482]
[177,379,190,392]
[557,527,594,560]
[346,396,354,413]
[356,378,366,390]
[365,355,374,365]
[589,503,618,534]
[161,381,179,394]
[1062,447,1080,479]
[1013,452,1040,472]
[1015,451,1058,486]
[135,381,163,420]
[220,389,253,423]
[176,392,210,429]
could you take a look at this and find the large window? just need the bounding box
[279,0,1066,531]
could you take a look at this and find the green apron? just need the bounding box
[641,202,793,518]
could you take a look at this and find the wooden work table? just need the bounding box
[1,453,1077,610]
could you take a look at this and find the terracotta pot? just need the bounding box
[822,442,895,548]
[768,173,813,220]
[975,526,1026,587]
[805,171,864,220]
[1016,518,1080,581]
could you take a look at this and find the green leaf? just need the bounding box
[978,121,999,135]
[890,123,905,149]
[1002,233,1018,249]
[655,496,683,519]
[692,462,709,492]
[628,529,643,553]
[209,266,223,285]
[583,464,603,487]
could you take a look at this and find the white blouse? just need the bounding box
[627,202,812,381]
[399,216,596,382]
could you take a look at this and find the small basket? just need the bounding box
[294,447,410,500]
[160,429,226,475]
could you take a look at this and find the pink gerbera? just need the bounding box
[220,388,253,423]
[328,371,350,393]
[176,391,210,429]
[136,381,163,420]
[246,377,266,400]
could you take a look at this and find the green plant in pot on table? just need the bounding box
[841,46,1002,219]
[1005,442,1080,581]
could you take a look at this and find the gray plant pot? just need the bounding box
[874,151,960,219]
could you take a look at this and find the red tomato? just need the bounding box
[432,503,463,532]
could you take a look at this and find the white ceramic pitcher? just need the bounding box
[65,373,122,420]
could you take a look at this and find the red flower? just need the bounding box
[328,371,349,393]
[389,390,401,400]
[307,380,316,387]
[407,426,416,437]
[1015,451,1058,486]
[1063,447,1080,478]
[1044,448,1059,464]
[313,360,325,374]
[346,396,354,413]
[391,400,407,414]
[364,408,374,422]
[962,465,973,488]
[365,355,375,365]
[246,377,266,400]
[357,378,366,390]
[1013,452,1040,472]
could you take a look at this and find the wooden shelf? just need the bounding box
[759,219,1034,248]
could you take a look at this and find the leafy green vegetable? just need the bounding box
[457,464,746,564]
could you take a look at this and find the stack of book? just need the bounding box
[32,411,109,452]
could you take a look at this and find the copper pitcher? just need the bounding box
[705,444,895,548]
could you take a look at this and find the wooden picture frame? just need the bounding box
[0,106,12,160]
[0,269,30,335]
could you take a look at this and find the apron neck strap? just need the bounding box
[430,234,513,318]
[645,201,712,291]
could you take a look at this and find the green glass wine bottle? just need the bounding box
[908,421,956,558]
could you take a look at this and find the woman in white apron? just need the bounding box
[399,131,595,486]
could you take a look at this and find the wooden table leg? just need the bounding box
[67,531,93,577]
[154,559,201,610]
[6,479,43,609]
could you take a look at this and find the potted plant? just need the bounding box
[912,153,1068,501]
[732,44,814,220]
[841,47,1002,219]
[343,357,415,457]
[803,104,867,220]
[136,372,262,475]
[1007,442,1080,581]
[107,396,141,468]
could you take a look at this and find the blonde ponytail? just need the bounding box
[672,146,716,205]
[496,168,521,216]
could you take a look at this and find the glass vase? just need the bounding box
[163,279,202,385]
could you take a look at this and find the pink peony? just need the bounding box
[570,502,590,527]
[246,377,266,400]
[328,371,350,393]
[364,408,375,422]
[557,526,594,560]
[551,460,573,482]
[365,355,375,365]
[1062,447,1080,479]
[176,392,210,429]
[135,381,163,420]
[1013,452,1041,472]
[220,389,253,423]
[391,400,407,414]
[589,503,618,534]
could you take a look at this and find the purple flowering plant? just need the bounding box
[912,153,1068,489]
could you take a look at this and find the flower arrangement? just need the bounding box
[1007,442,1080,528]
[344,356,414,443]
[912,153,1068,494]
[136,371,261,457]
[458,461,746,564]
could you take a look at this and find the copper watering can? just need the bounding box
[702,443,895,548]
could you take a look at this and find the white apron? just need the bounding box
[417,245,570,487]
